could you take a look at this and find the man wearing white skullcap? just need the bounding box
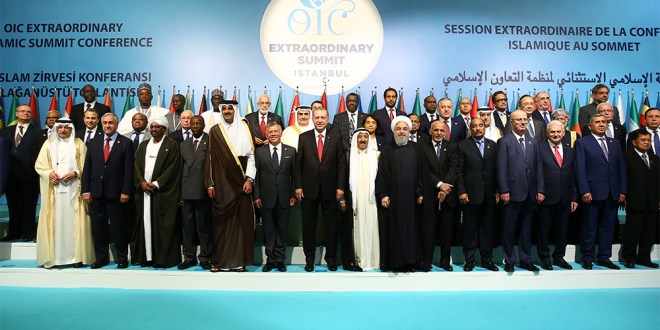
[117,83,170,136]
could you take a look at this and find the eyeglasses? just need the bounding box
[495,98,508,102]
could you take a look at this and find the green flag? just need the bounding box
[412,90,421,116]
[570,93,581,135]
[627,95,640,132]
[122,90,132,121]
[7,92,19,127]
[274,90,284,118]
[369,92,377,114]
[452,90,462,117]
[558,93,566,109]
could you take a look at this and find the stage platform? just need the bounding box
[2,242,659,293]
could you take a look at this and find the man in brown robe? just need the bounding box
[131,116,182,268]
[205,100,256,272]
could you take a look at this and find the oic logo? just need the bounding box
[260,0,383,96]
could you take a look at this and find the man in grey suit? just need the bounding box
[178,115,212,270]
[254,122,297,272]
[519,95,546,141]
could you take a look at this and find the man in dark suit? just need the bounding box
[583,103,626,152]
[574,113,626,270]
[578,84,622,128]
[40,110,61,146]
[122,113,151,150]
[491,91,511,135]
[537,121,578,270]
[293,107,346,272]
[627,108,659,155]
[421,121,459,271]
[244,94,283,148]
[165,94,186,133]
[178,115,212,270]
[497,110,545,272]
[621,129,659,268]
[457,118,499,272]
[519,95,546,141]
[408,113,429,144]
[82,113,134,269]
[254,122,296,272]
[168,110,193,143]
[70,84,111,131]
[437,98,467,143]
[533,92,553,125]
[332,92,366,152]
[1,105,41,242]
[418,95,439,139]
[373,88,405,144]
[454,97,473,139]
[75,108,103,144]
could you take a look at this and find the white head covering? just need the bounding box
[218,101,253,158]
[294,105,313,132]
[149,115,169,129]
[390,115,412,132]
[349,128,377,209]
[49,118,79,201]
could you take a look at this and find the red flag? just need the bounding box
[487,91,494,110]
[232,87,237,101]
[337,93,346,114]
[198,90,207,115]
[103,87,112,112]
[396,89,405,113]
[471,93,479,118]
[30,89,40,126]
[65,90,73,116]
[547,95,553,112]
[321,89,327,110]
[288,91,300,126]
[169,93,175,113]
[48,92,58,111]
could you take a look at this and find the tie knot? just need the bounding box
[273,146,277,151]
[318,134,322,139]
[519,138,524,142]
[106,137,111,142]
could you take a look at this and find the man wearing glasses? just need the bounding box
[491,91,512,135]
[245,94,283,148]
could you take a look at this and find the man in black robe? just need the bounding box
[375,116,426,272]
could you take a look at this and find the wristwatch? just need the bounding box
[246,177,254,183]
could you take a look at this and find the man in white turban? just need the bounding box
[35,118,94,268]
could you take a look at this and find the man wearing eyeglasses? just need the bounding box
[491,91,512,135]
[245,94,283,148]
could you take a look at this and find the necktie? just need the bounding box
[599,137,609,161]
[15,125,24,147]
[476,140,484,157]
[465,116,471,127]
[349,114,355,138]
[445,120,451,141]
[606,124,613,138]
[86,130,93,143]
[554,145,563,167]
[260,116,266,138]
[641,153,650,169]
[184,130,190,140]
[410,134,416,142]
[86,104,91,110]
[653,130,660,155]
[519,137,526,153]
[500,112,506,125]
[272,146,280,171]
[527,119,535,137]
[389,109,394,121]
[317,134,324,162]
[543,112,550,124]
[133,131,141,149]
[104,137,111,162]
[193,139,199,152]
[436,142,442,161]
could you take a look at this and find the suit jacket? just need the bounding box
[2,124,40,183]
[583,122,627,152]
[423,139,459,207]
[82,133,135,199]
[419,112,439,137]
[0,136,10,194]
[122,129,151,149]
[493,110,511,135]
[626,127,657,155]
[168,128,193,144]
[574,134,627,201]
[165,112,182,133]
[254,143,296,209]
[532,110,553,124]
[70,102,111,131]
[293,129,346,200]
[39,128,51,148]
[578,102,621,128]
[624,149,658,213]
[526,117,547,141]
[373,107,406,144]
[180,133,209,200]
[244,112,283,144]
[332,110,366,152]
[539,141,577,205]
[497,133,545,202]
[457,137,499,205]
[445,116,468,142]
[75,127,103,144]
[409,132,429,145]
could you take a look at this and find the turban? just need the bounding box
[390,115,412,132]
[150,115,169,129]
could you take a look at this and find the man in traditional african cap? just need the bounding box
[117,83,170,135]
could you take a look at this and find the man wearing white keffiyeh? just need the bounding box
[35,118,94,268]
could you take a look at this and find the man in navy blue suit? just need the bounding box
[537,121,578,270]
[574,113,626,270]
[373,88,405,144]
[497,110,545,272]
[82,113,135,269]
[438,98,467,143]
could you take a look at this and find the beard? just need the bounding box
[394,135,409,146]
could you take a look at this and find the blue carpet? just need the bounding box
[1,287,658,330]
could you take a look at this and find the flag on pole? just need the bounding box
[156,88,162,108]
[627,91,640,132]
[570,91,581,136]
[274,88,284,120]
[547,91,553,112]
[185,86,191,110]
[65,88,73,118]
[452,89,462,117]
[104,86,112,113]
[232,87,237,102]
[30,86,39,127]
[412,88,421,116]
[616,90,625,125]
[396,88,405,113]
[321,86,327,110]
[558,91,566,109]
[288,88,300,126]
[470,91,479,118]
[244,87,253,116]
[0,88,5,129]
[169,86,175,113]
[639,92,650,127]
[369,90,377,114]
[337,88,346,114]
[7,91,19,127]
[121,88,132,121]
[199,87,208,115]
[357,88,363,113]
[487,90,494,110]
[656,92,660,109]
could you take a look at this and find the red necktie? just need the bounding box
[553,145,563,167]
[317,134,324,162]
[445,120,451,141]
[389,109,394,121]
[104,137,111,163]
[260,116,266,138]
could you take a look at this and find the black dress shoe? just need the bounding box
[304,263,314,272]
[637,260,659,268]
[582,261,593,270]
[177,260,197,270]
[553,258,573,270]
[504,263,515,272]
[234,266,247,272]
[440,262,454,272]
[482,263,499,272]
[200,261,211,270]
[117,261,128,269]
[262,263,274,272]
[541,259,553,271]
[91,261,109,269]
[327,262,338,271]
[277,262,287,272]
[72,262,83,268]
[596,259,620,270]
[0,236,20,242]
[153,263,167,269]
[623,261,635,269]
[141,261,153,267]
[520,262,539,272]
[463,262,474,272]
